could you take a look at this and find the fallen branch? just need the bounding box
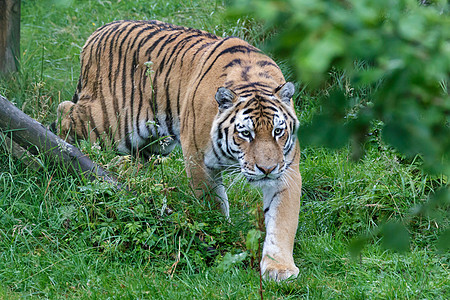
[0,94,123,189]
[0,133,42,171]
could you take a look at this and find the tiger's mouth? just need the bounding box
[245,175,282,189]
[242,169,284,184]
[246,173,280,181]
[240,161,287,182]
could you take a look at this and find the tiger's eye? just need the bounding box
[274,128,283,135]
[241,130,251,137]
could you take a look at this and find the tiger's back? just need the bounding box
[56,20,302,282]
[59,20,285,158]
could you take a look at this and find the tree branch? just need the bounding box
[0,94,124,190]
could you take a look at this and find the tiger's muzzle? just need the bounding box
[243,162,285,183]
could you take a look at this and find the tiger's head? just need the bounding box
[210,82,299,186]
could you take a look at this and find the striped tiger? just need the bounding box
[54,20,302,281]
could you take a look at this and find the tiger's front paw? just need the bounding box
[260,256,299,281]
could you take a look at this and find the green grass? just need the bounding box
[0,0,448,299]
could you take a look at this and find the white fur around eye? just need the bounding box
[272,114,286,138]
[273,114,286,128]
[235,111,255,139]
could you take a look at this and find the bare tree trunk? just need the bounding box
[0,94,123,189]
[0,0,21,75]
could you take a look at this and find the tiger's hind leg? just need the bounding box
[55,101,77,143]
[55,100,98,145]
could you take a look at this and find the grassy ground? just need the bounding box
[0,0,448,299]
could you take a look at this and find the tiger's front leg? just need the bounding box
[260,149,302,281]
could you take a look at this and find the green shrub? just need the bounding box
[231,0,449,251]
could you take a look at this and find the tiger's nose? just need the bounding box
[256,164,277,175]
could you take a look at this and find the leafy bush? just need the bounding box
[233,0,449,172]
[231,0,449,250]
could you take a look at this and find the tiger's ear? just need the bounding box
[275,82,295,104]
[215,87,237,112]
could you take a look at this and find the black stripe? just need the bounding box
[124,110,132,153]
[258,72,272,79]
[241,66,251,81]
[239,90,274,98]
[256,60,279,69]
[156,32,183,58]
[274,84,284,94]
[107,24,129,118]
[164,80,175,137]
[87,106,101,141]
[164,32,206,78]
[119,24,143,118]
[190,41,216,65]
[180,37,207,66]
[223,127,235,159]
[211,143,224,164]
[214,139,233,162]
[234,82,273,92]
[119,30,138,143]
[216,44,260,57]
[224,80,234,88]
[111,23,134,124]
[194,42,260,94]
[230,137,241,153]
[215,122,235,161]
[263,188,287,214]
[98,68,110,140]
[145,34,169,56]
[280,107,296,125]
[138,30,164,121]
[223,58,242,70]
[72,77,81,103]
[174,37,212,130]
[190,37,230,86]
[151,68,159,126]
[261,104,279,113]
[242,108,254,115]
[284,140,294,155]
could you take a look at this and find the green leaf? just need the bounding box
[382,110,438,160]
[299,116,351,149]
[422,187,450,218]
[380,221,410,253]
[348,236,369,259]
[436,229,450,253]
[295,30,346,84]
[398,13,425,42]
[299,88,352,148]
[216,252,248,272]
[246,229,262,257]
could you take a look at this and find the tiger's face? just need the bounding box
[234,107,293,184]
[211,82,299,186]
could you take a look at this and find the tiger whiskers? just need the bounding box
[220,162,241,174]
[225,172,246,193]
[280,165,299,191]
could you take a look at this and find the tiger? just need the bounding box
[54,20,302,281]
